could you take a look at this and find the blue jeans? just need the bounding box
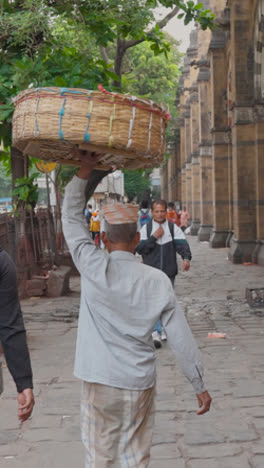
[154,319,162,335]
[154,277,175,335]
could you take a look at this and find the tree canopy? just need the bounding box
[0,1,215,202]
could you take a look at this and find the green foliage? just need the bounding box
[12,172,39,209]
[0,0,215,201]
[0,163,12,198]
[124,169,152,202]
[122,34,182,121]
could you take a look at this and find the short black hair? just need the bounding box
[151,199,167,210]
[88,204,92,209]
[168,202,174,209]
[140,200,149,209]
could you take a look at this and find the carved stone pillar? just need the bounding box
[190,89,201,235]
[209,30,230,248]
[197,65,213,241]
[228,0,257,262]
[253,106,264,265]
[184,106,192,219]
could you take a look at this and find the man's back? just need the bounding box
[75,248,173,390]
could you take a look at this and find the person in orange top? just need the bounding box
[166,202,180,226]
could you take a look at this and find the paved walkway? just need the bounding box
[1,237,264,467]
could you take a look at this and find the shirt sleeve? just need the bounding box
[0,251,33,393]
[62,176,107,278]
[173,224,192,261]
[161,286,205,394]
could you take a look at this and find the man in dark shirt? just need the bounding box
[0,247,34,421]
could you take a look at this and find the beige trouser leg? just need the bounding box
[81,382,155,468]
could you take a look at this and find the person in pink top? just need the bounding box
[179,206,190,232]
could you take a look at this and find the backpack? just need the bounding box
[146,220,174,240]
[139,209,151,227]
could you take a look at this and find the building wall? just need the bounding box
[161,0,264,265]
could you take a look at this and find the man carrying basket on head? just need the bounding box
[62,150,212,468]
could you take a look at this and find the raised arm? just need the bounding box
[62,151,109,277]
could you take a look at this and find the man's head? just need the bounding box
[101,203,139,253]
[168,202,175,211]
[102,221,139,253]
[140,200,149,210]
[151,200,167,224]
[87,203,92,209]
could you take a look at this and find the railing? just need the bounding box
[0,207,68,271]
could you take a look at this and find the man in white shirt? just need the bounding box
[62,151,212,468]
[136,200,192,348]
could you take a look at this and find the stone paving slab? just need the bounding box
[0,237,264,467]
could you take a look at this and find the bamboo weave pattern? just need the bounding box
[12,87,169,170]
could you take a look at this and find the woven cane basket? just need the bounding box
[12,87,169,170]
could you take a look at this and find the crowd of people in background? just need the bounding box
[84,200,190,248]
[138,200,190,233]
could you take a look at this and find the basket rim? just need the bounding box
[12,86,171,121]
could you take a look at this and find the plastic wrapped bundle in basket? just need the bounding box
[12,86,170,170]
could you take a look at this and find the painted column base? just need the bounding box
[228,238,256,264]
[252,240,264,266]
[198,225,213,242]
[190,220,200,236]
[209,230,229,248]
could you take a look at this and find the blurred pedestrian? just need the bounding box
[138,200,151,228]
[166,202,180,226]
[0,247,34,422]
[179,206,190,232]
[136,200,192,348]
[84,203,93,227]
[90,210,101,242]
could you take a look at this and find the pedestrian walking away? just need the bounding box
[0,247,34,422]
[136,199,192,348]
[62,150,212,468]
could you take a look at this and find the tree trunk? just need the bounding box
[113,38,126,91]
[11,146,27,194]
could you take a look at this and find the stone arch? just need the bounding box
[254,0,264,100]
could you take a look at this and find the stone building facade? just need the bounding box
[161,0,264,265]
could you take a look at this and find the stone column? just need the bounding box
[228,0,257,263]
[228,108,256,262]
[253,106,264,265]
[209,30,230,248]
[185,163,192,219]
[161,163,168,200]
[184,105,192,220]
[190,88,201,235]
[197,65,213,241]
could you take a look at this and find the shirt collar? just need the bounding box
[109,251,137,261]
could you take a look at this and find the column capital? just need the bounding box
[253,104,264,123]
[209,29,228,50]
[232,106,254,125]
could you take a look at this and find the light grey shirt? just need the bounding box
[62,176,205,394]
